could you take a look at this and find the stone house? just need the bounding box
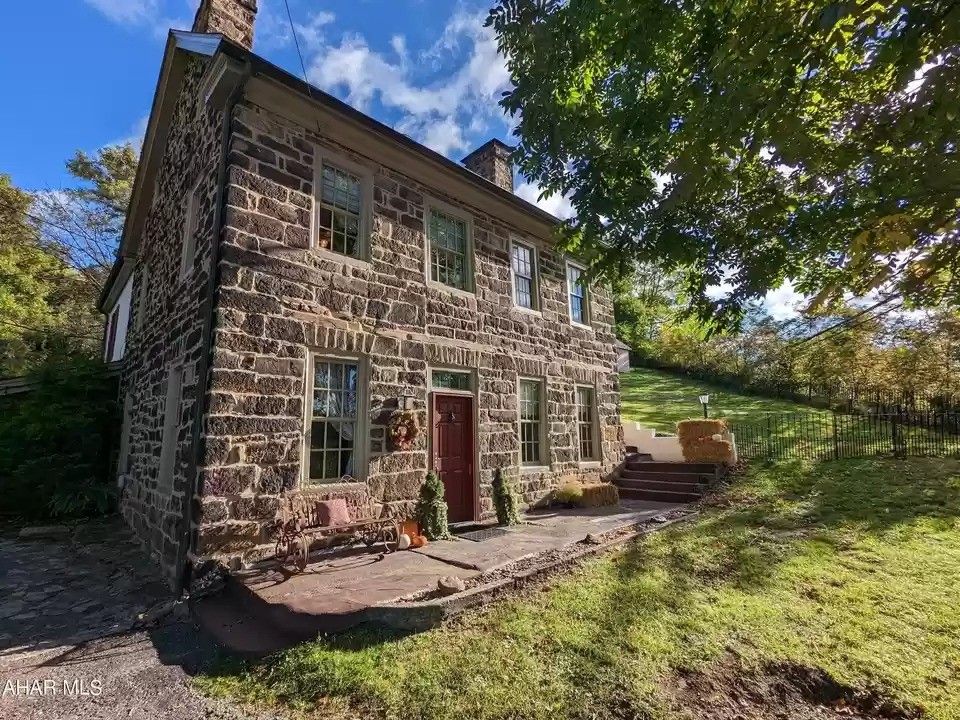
[98,0,625,589]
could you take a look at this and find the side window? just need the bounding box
[427,206,472,291]
[567,262,590,325]
[511,240,539,310]
[519,378,546,465]
[316,162,364,258]
[308,357,362,483]
[105,308,119,361]
[180,175,203,279]
[575,385,598,461]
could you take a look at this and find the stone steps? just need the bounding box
[618,478,703,493]
[616,454,719,504]
[616,486,702,504]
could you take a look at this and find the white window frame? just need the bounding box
[424,196,475,295]
[566,260,591,327]
[158,363,184,493]
[179,174,203,279]
[311,148,374,264]
[518,377,548,468]
[574,384,600,463]
[303,353,369,485]
[509,237,540,312]
[430,368,474,394]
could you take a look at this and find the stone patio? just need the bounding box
[194,499,682,654]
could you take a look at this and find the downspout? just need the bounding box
[175,59,251,596]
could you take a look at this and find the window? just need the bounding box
[519,379,545,465]
[158,365,184,492]
[317,163,362,258]
[105,308,119,361]
[309,358,360,483]
[511,240,538,309]
[118,392,134,479]
[567,263,590,325]
[180,176,203,278]
[576,386,597,461]
[429,208,470,290]
[432,370,471,391]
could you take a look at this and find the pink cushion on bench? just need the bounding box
[317,498,351,527]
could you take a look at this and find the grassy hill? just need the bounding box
[620,367,821,432]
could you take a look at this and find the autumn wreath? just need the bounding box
[389,409,421,451]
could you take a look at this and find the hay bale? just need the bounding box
[676,418,728,446]
[681,437,734,464]
[578,483,619,508]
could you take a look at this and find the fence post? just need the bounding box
[832,413,840,460]
[766,415,773,461]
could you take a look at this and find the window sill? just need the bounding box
[311,246,372,270]
[570,321,595,332]
[577,460,602,469]
[520,464,551,474]
[512,305,542,318]
[426,280,476,300]
[301,479,368,491]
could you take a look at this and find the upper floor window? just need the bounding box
[519,378,545,465]
[575,385,598,461]
[180,175,203,279]
[567,262,590,325]
[317,163,363,258]
[308,357,361,483]
[428,207,471,291]
[511,240,539,310]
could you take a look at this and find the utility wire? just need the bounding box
[282,0,324,136]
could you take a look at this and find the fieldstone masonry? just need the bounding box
[113,1,624,584]
[193,98,624,568]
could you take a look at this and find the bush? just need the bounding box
[554,481,584,507]
[578,483,620,507]
[415,470,450,540]
[492,468,519,525]
[0,357,118,520]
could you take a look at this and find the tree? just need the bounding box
[0,175,98,374]
[489,1,960,326]
[34,143,137,295]
[611,262,683,353]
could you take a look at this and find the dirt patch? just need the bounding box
[666,655,923,719]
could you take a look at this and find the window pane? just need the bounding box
[432,370,471,391]
[519,379,543,465]
[310,359,361,482]
[576,387,596,460]
[429,210,468,290]
[318,163,362,258]
[568,265,587,323]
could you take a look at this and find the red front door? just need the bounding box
[432,393,475,524]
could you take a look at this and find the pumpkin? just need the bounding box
[397,533,412,550]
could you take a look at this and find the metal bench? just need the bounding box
[274,480,400,572]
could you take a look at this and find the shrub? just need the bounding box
[492,468,519,525]
[0,356,119,520]
[554,481,584,507]
[415,470,450,540]
[578,483,620,507]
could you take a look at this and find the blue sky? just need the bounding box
[0,0,803,317]
[0,0,568,212]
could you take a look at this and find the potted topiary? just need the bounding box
[415,470,451,540]
[492,468,519,526]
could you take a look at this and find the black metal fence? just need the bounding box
[731,411,960,462]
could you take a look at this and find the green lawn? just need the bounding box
[620,367,822,432]
[199,457,960,719]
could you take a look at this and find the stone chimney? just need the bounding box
[193,0,258,50]
[462,139,514,193]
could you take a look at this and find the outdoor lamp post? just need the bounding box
[699,394,710,418]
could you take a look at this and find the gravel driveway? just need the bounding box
[0,519,265,720]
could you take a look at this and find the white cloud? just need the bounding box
[83,0,160,26]
[108,115,150,151]
[305,9,511,158]
[763,280,804,320]
[515,181,574,220]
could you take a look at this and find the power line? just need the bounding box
[282,0,324,137]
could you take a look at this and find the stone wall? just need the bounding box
[118,56,224,585]
[194,97,625,567]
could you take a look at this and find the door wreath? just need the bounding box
[389,409,421,451]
